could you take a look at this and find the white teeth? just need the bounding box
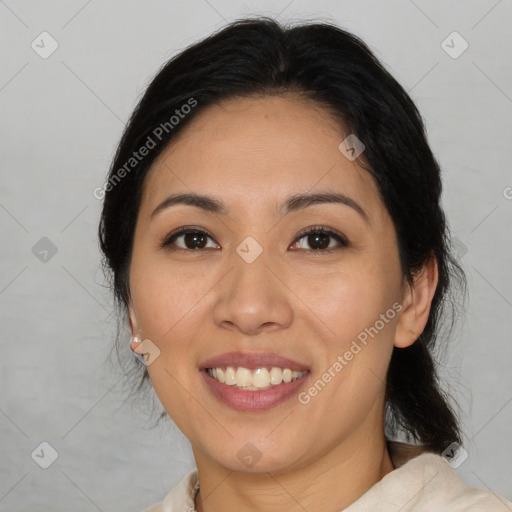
[269,367,282,385]
[225,367,236,385]
[206,366,307,390]
[236,367,253,387]
[252,368,270,388]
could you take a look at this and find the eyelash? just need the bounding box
[160,225,348,253]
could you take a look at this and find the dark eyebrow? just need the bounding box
[150,191,368,223]
[281,191,369,223]
[151,193,227,219]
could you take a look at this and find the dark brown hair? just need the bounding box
[98,17,466,452]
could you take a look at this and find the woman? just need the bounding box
[98,17,512,511]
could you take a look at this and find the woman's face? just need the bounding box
[128,95,408,473]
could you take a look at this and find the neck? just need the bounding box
[194,428,394,512]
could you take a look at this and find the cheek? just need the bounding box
[287,257,401,341]
[295,266,399,410]
[130,255,210,339]
[131,262,210,429]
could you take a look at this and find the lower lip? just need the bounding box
[200,370,310,412]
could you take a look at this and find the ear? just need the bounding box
[394,254,438,349]
[127,300,142,352]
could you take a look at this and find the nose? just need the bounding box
[212,249,294,335]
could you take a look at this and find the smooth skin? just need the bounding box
[127,95,438,512]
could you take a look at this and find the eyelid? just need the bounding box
[161,224,349,251]
[160,225,219,250]
[291,225,349,251]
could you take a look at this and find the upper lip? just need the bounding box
[199,352,310,371]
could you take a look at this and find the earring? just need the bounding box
[131,334,148,365]
[130,334,141,351]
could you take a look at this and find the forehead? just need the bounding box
[140,95,383,220]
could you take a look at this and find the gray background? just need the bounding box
[1,1,511,510]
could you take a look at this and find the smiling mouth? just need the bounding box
[205,366,309,390]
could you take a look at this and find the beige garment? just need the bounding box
[144,443,512,512]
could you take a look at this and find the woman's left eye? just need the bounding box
[290,227,348,252]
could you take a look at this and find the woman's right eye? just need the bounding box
[161,228,220,251]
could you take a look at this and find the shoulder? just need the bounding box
[345,442,512,511]
[411,454,512,511]
[446,488,512,511]
[143,469,199,512]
